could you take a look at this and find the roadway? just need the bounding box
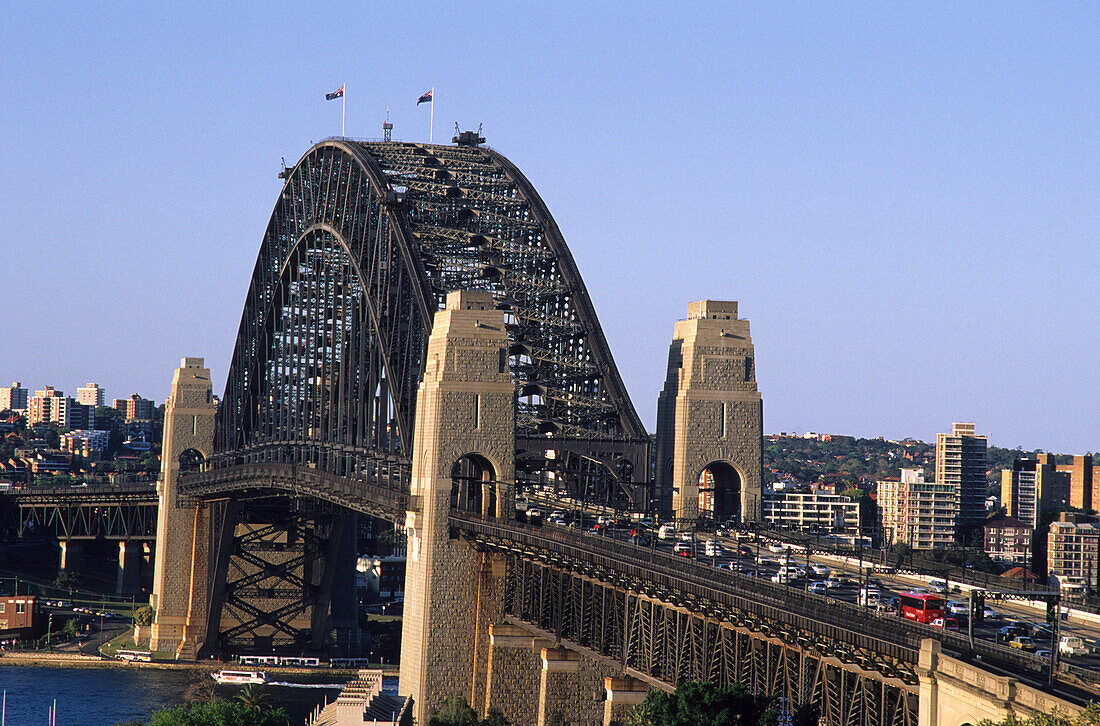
[526,509,1100,676]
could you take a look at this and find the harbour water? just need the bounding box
[0,666,358,725]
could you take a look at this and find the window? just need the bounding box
[15,603,25,613]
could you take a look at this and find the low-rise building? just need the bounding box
[983,515,1032,567]
[762,490,860,534]
[60,429,110,460]
[0,595,41,642]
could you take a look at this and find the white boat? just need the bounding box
[211,670,269,685]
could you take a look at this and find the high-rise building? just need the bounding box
[1048,513,1100,596]
[983,515,1032,567]
[877,468,957,550]
[0,382,29,412]
[114,394,155,421]
[76,382,105,407]
[936,422,988,535]
[29,387,66,427]
[1000,454,1070,529]
[1057,455,1100,513]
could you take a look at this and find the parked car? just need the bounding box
[1010,636,1037,652]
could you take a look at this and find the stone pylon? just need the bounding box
[655,301,762,522]
[399,290,515,725]
[149,357,217,658]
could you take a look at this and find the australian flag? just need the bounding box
[325,85,344,101]
[417,88,433,105]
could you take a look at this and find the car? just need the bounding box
[928,578,948,594]
[807,582,828,595]
[811,564,831,576]
[678,532,694,542]
[767,543,787,554]
[658,524,677,541]
[931,617,960,631]
[771,573,791,584]
[823,577,844,589]
[882,596,901,612]
[703,540,723,557]
[673,541,692,555]
[1033,626,1055,643]
[908,587,928,595]
[527,508,542,519]
[946,602,968,617]
[1035,649,1052,661]
[1010,636,1037,652]
[997,625,1030,644]
[738,545,754,557]
[983,608,999,620]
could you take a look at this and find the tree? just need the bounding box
[978,702,1100,726]
[235,684,270,712]
[146,698,290,726]
[429,694,479,726]
[627,681,777,726]
[134,605,154,626]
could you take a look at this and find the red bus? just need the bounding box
[899,592,945,624]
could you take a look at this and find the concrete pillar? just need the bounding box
[116,541,142,594]
[655,301,763,522]
[603,677,649,726]
[58,540,83,572]
[149,357,217,659]
[398,291,515,726]
[484,624,549,726]
[538,648,583,726]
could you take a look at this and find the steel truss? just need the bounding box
[9,484,157,539]
[499,554,916,726]
[202,496,346,656]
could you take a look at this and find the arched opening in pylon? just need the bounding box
[698,461,741,523]
[179,448,205,473]
[451,454,497,516]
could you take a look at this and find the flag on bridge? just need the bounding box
[417,88,433,105]
[326,85,345,101]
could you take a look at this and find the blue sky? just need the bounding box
[1,2,1097,453]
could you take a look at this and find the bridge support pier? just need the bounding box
[149,357,217,659]
[58,540,83,572]
[398,291,516,726]
[484,624,551,726]
[115,541,142,595]
[603,677,649,726]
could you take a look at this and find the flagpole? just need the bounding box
[342,82,346,137]
[429,88,434,144]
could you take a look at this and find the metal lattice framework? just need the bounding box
[208,138,648,509]
[7,484,157,539]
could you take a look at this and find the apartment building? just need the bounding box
[1047,513,1100,592]
[113,394,155,421]
[0,382,28,411]
[762,490,861,534]
[936,422,988,533]
[1000,454,1070,529]
[877,468,957,550]
[76,382,106,407]
[60,429,110,460]
[983,515,1032,567]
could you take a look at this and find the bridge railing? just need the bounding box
[451,514,1093,692]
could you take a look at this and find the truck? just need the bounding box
[1059,635,1090,657]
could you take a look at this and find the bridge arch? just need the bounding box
[450,453,500,518]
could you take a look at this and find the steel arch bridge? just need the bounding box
[208,137,648,506]
[181,137,653,654]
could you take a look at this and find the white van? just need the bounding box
[858,588,881,607]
